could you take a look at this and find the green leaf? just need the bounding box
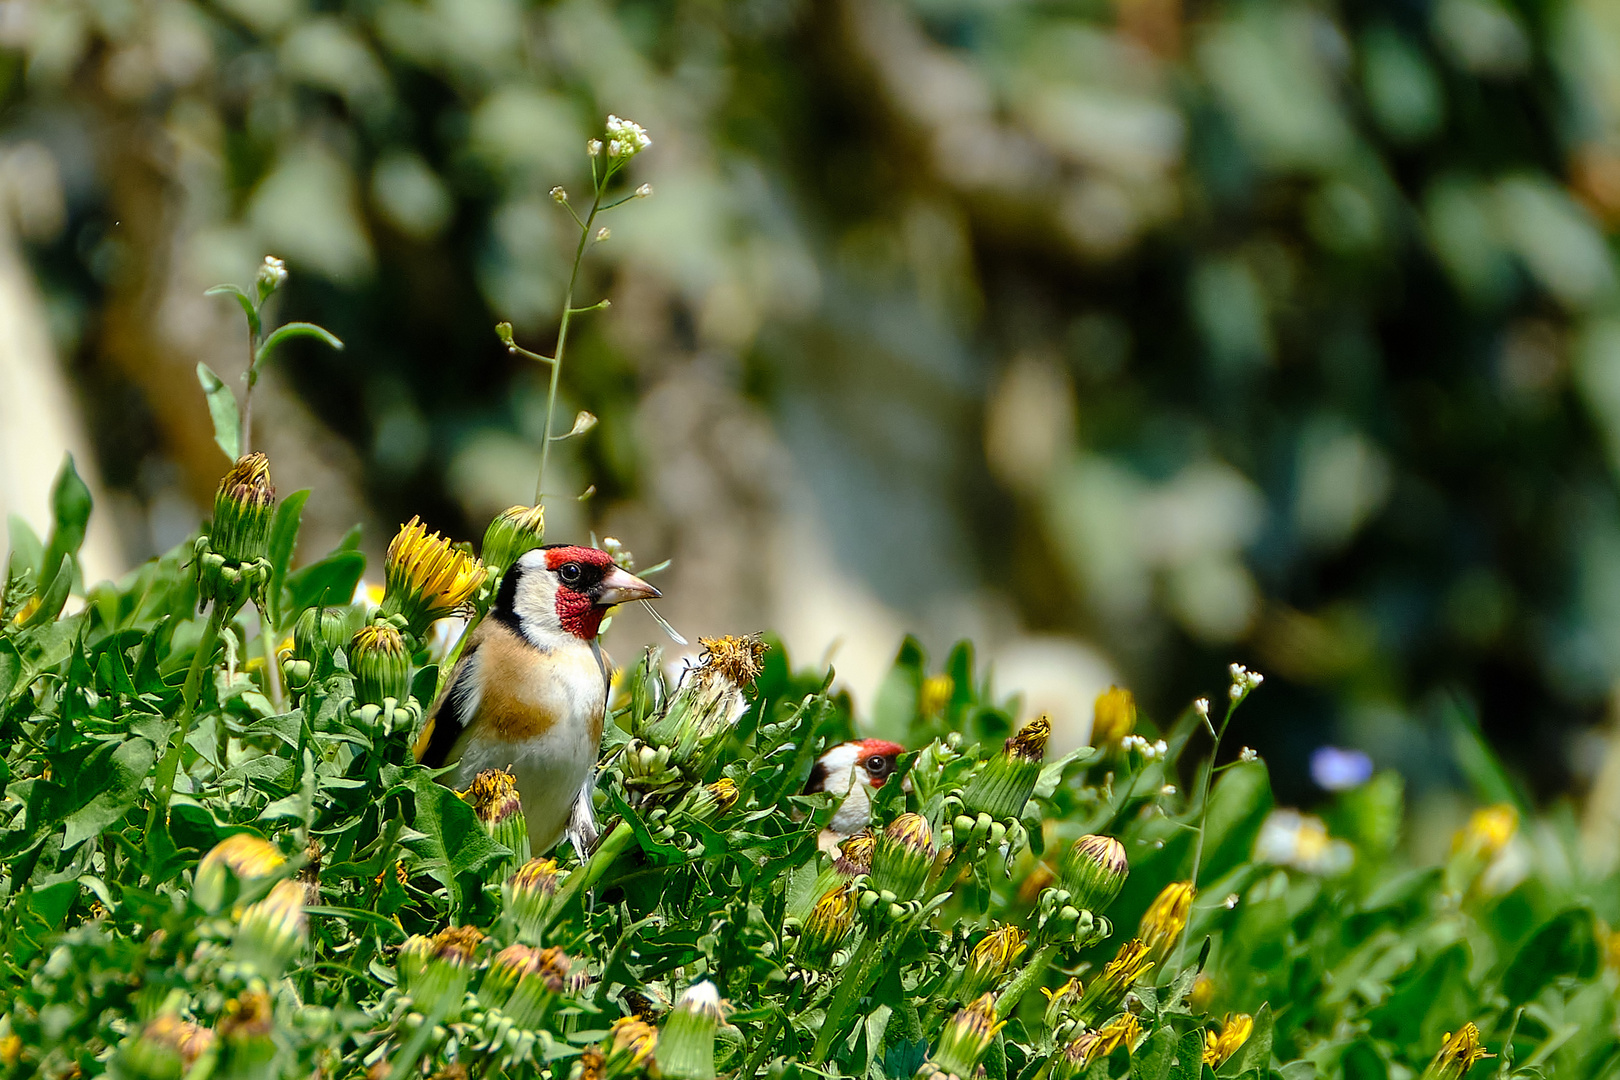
[0,639,19,702]
[61,736,157,849]
[7,513,44,579]
[870,636,924,744]
[22,554,73,626]
[283,549,366,617]
[197,361,241,461]
[255,321,343,371]
[1132,1024,1178,1080]
[206,282,261,340]
[41,454,92,590]
[1500,906,1599,1004]
[402,771,510,908]
[267,489,310,627]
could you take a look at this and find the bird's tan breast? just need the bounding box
[473,629,607,745]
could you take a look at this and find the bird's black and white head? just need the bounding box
[491,545,660,646]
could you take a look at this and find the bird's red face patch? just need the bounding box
[856,739,905,787]
[545,546,616,639]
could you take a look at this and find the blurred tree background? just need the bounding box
[3,0,1620,830]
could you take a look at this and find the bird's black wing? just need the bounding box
[414,637,481,768]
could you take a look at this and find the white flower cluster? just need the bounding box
[1239,746,1258,762]
[1122,734,1168,760]
[1228,663,1264,699]
[257,254,287,294]
[605,114,651,159]
[1192,697,1210,719]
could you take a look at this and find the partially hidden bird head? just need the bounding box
[807,738,906,795]
[493,544,661,645]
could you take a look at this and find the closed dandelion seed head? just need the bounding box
[931,994,1005,1077]
[1061,834,1129,914]
[963,716,1049,820]
[382,516,488,635]
[1202,1014,1254,1068]
[1424,1023,1492,1080]
[482,504,546,577]
[196,833,285,913]
[835,831,876,877]
[800,882,859,964]
[657,981,727,1080]
[1092,686,1136,747]
[1138,881,1194,965]
[1009,714,1051,761]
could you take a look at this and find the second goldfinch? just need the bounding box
[415,544,660,855]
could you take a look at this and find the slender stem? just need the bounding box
[260,608,284,713]
[995,942,1061,1020]
[242,318,258,457]
[543,819,635,932]
[535,187,604,504]
[1176,700,1237,971]
[147,603,229,835]
[740,980,802,1080]
[811,933,883,1063]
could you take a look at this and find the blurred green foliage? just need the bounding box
[5,0,1620,800]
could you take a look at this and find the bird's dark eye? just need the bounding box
[558,563,583,585]
[865,755,891,775]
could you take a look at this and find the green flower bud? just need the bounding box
[957,925,1027,1003]
[929,994,1004,1079]
[479,944,572,1028]
[871,813,935,900]
[482,504,547,578]
[504,858,566,945]
[1040,977,1082,1033]
[798,883,859,967]
[211,454,276,566]
[233,879,308,979]
[961,715,1050,822]
[293,606,360,668]
[1053,1014,1141,1080]
[680,778,740,824]
[381,517,488,636]
[217,989,277,1079]
[1059,835,1129,915]
[602,1017,659,1079]
[656,981,727,1080]
[195,833,285,914]
[400,926,482,1019]
[118,1014,214,1080]
[350,624,411,707]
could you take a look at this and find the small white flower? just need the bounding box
[603,114,651,157]
[608,139,625,158]
[635,183,653,198]
[1154,739,1167,757]
[550,186,568,203]
[594,227,611,243]
[1193,698,1210,719]
[587,139,603,157]
[1223,893,1239,909]
[1160,784,1177,796]
[1239,747,1258,763]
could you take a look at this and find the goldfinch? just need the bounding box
[805,738,905,853]
[414,544,660,854]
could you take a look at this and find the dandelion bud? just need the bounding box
[479,944,571,1028]
[1040,977,1082,1032]
[350,624,411,707]
[834,832,876,877]
[255,255,288,301]
[1421,1023,1492,1080]
[233,879,308,978]
[468,769,531,868]
[550,186,569,203]
[958,925,1027,1002]
[196,833,285,914]
[504,858,566,945]
[871,813,936,900]
[928,994,1004,1079]
[482,504,547,578]
[294,606,359,668]
[920,673,953,718]
[381,516,488,636]
[217,990,276,1077]
[656,981,726,1080]
[400,926,482,1019]
[603,1017,659,1078]
[1138,881,1194,968]
[119,1014,214,1080]
[682,777,740,823]
[962,715,1050,821]
[1091,687,1135,748]
[1202,1013,1254,1069]
[211,454,276,566]
[634,183,653,198]
[1056,1014,1141,1079]
[799,883,859,966]
[1075,939,1154,1024]
[1059,835,1129,915]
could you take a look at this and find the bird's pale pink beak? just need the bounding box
[595,565,661,607]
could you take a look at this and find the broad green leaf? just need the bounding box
[41,454,92,589]
[6,513,44,579]
[267,489,310,627]
[255,321,343,371]
[22,555,73,626]
[402,771,510,907]
[283,549,366,617]
[61,736,156,848]
[1501,906,1599,1004]
[1133,1024,1179,1080]
[197,361,241,461]
[0,639,19,702]
[206,282,261,340]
